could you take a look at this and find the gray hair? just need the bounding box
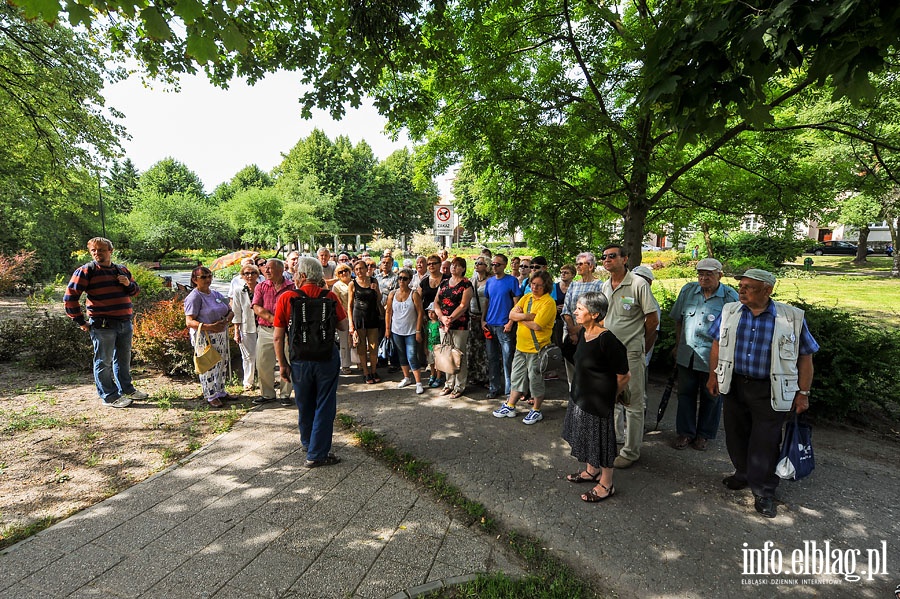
[316,247,330,256]
[576,251,597,268]
[577,291,609,321]
[267,258,285,271]
[398,268,415,281]
[295,256,325,284]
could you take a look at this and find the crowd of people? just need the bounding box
[66,239,819,513]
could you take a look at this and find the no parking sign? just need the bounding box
[434,205,454,236]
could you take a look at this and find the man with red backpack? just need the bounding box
[274,256,348,468]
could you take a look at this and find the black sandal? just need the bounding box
[581,483,615,503]
[566,470,602,484]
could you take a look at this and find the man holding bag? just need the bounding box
[707,269,819,518]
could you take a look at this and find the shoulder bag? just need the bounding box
[193,331,222,374]
[433,330,463,374]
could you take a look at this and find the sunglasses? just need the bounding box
[520,265,532,269]
[475,263,486,267]
[196,274,212,280]
[491,262,504,267]
[601,253,619,260]
[241,272,255,277]
[427,261,440,266]
[576,262,588,267]
[397,276,411,281]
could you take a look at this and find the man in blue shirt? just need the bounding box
[707,269,818,518]
[669,258,738,451]
[483,253,521,399]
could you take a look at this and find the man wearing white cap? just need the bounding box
[669,258,738,451]
[707,269,819,518]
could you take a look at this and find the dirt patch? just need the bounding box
[0,294,255,548]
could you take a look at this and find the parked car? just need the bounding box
[886,244,894,257]
[807,240,874,256]
[641,243,662,252]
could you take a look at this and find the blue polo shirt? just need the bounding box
[670,282,739,372]
[484,274,521,326]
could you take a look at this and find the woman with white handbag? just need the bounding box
[436,257,474,399]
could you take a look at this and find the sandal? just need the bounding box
[207,397,224,408]
[372,372,382,383]
[449,391,463,399]
[566,470,602,484]
[365,374,374,384]
[440,387,453,396]
[581,483,615,503]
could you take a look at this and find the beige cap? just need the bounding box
[631,265,655,281]
[736,268,776,286]
[696,258,723,271]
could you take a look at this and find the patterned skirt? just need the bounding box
[561,399,617,469]
[467,315,488,386]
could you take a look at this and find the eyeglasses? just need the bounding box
[427,261,440,266]
[601,253,619,260]
[241,272,255,277]
[397,276,411,281]
[576,262,588,267]
[520,265,532,269]
[197,274,212,280]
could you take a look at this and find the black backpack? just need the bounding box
[287,289,338,362]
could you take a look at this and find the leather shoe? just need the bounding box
[673,435,692,450]
[691,437,708,451]
[754,495,777,518]
[722,475,748,490]
[613,456,635,469]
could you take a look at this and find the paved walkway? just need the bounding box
[2,368,898,599]
[0,401,524,599]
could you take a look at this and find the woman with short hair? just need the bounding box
[331,263,354,374]
[231,263,260,392]
[437,256,474,398]
[562,291,630,503]
[185,266,233,407]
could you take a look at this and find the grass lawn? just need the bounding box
[655,275,900,327]
[784,254,895,273]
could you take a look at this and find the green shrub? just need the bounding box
[23,313,92,370]
[713,231,807,266]
[126,263,165,297]
[723,255,776,275]
[0,319,26,362]
[794,301,900,421]
[651,264,700,279]
[132,298,194,376]
[215,264,241,282]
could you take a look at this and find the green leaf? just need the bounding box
[186,33,219,63]
[221,23,248,53]
[17,0,62,22]
[66,1,92,27]
[140,6,172,40]
[173,0,204,24]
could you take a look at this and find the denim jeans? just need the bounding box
[675,365,723,439]
[89,318,135,401]
[290,346,340,461]
[391,333,420,371]
[484,324,515,395]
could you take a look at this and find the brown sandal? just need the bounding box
[581,483,615,502]
[566,470,602,484]
[207,397,224,408]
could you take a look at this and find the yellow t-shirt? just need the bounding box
[514,292,557,353]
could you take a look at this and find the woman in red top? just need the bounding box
[437,257,474,399]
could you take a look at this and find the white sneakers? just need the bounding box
[398,377,413,389]
[415,383,424,394]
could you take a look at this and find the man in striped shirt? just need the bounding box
[64,237,148,408]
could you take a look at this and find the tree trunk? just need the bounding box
[622,198,650,268]
[889,217,899,278]
[853,225,870,265]
[701,222,713,258]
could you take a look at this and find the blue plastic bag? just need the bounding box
[776,412,815,481]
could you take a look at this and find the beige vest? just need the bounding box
[715,301,804,411]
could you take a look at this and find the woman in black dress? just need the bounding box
[348,260,382,383]
[562,291,630,502]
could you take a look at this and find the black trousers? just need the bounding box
[723,377,787,498]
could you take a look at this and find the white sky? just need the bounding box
[102,70,416,195]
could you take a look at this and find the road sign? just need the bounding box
[434,205,454,236]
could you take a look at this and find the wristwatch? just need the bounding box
[797,390,811,396]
